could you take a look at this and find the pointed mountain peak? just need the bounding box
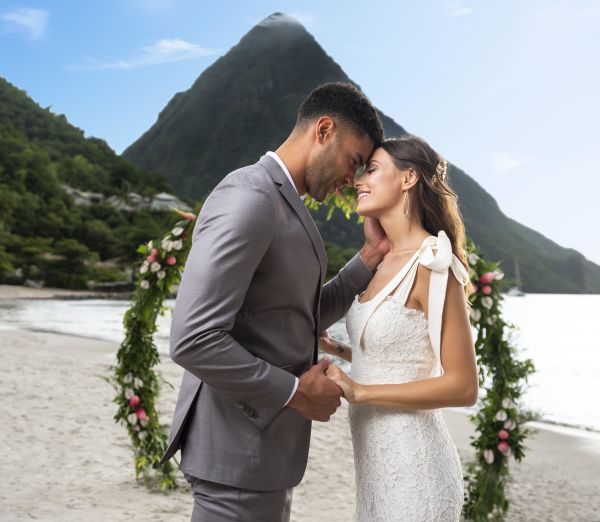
[256,12,306,29]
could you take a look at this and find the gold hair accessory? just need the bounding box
[432,158,448,185]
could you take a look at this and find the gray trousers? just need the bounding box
[184,473,293,521]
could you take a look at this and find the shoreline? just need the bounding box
[1,326,599,521]
[0,283,132,300]
[3,320,599,438]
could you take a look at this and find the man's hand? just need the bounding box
[287,358,343,421]
[360,217,390,272]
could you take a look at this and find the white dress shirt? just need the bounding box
[266,151,302,406]
[266,151,306,201]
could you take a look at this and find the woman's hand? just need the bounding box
[318,331,352,362]
[325,364,361,403]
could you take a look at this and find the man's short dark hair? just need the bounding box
[296,82,384,146]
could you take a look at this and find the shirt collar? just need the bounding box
[266,151,306,201]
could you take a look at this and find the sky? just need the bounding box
[1,0,599,264]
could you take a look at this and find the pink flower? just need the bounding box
[498,429,510,440]
[482,285,492,295]
[129,395,140,408]
[146,254,156,263]
[497,441,510,454]
[479,272,495,285]
[165,256,177,266]
[135,408,147,421]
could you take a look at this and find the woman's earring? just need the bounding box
[403,191,410,217]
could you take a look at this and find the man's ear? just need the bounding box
[315,116,335,144]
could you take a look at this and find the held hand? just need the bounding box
[287,358,343,422]
[325,364,360,404]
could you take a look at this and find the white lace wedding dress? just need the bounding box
[346,230,470,521]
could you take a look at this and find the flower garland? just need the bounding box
[105,209,196,491]
[108,204,536,521]
[463,240,536,520]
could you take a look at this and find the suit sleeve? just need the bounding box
[169,179,296,430]
[319,252,373,332]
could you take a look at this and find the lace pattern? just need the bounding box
[346,276,464,521]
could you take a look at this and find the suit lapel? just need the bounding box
[258,155,327,286]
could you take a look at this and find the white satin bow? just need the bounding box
[417,230,469,375]
[356,230,470,377]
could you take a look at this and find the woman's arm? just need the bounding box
[319,331,352,363]
[326,270,478,408]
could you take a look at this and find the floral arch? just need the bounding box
[107,202,535,521]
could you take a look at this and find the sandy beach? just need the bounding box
[1,324,599,521]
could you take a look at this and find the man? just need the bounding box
[161,82,387,520]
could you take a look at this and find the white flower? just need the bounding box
[494,271,505,281]
[481,296,494,310]
[124,387,134,399]
[127,413,138,425]
[483,449,494,464]
[140,280,150,289]
[486,316,496,325]
[504,419,517,430]
[157,270,166,280]
[133,424,140,431]
[123,373,133,384]
[495,409,508,421]
[172,239,183,250]
[140,418,148,428]
[470,308,481,322]
[134,377,144,389]
[150,262,161,273]
[172,226,184,237]
[502,398,515,409]
[468,253,479,266]
[138,431,147,440]
[162,240,173,252]
[147,240,153,249]
[139,262,149,274]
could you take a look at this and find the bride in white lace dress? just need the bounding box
[320,135,479,521]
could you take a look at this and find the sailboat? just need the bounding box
[507,258,526,296]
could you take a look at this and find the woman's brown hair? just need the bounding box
[380,135,472,297]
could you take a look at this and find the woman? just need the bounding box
[319,135,479,521]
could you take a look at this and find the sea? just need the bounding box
[0,293,598,433]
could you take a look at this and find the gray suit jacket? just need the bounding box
[160,154,373,490]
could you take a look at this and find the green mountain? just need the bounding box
[0,77,183,288]
[123,12,599,293]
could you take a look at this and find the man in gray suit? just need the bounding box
[161,83,387,520]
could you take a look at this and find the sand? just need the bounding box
[0,327,599,521]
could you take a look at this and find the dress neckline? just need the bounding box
[357,235,434,305]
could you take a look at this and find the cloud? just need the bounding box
[71,38,218,71]
[1,7,49,41]
[491,154,523,173]
[445,2,473,18]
